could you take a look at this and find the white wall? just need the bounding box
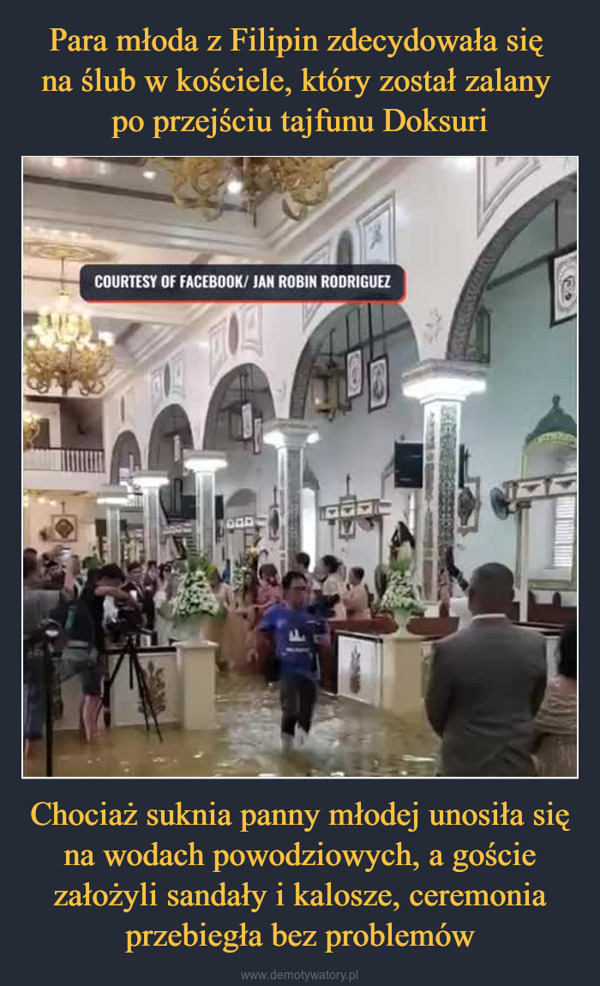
[459,263,576,578]
[304,328,421,583]
[23,494,99,557]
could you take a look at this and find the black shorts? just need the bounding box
[62,643,103,697]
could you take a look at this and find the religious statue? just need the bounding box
[375,520,416,600]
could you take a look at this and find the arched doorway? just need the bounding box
[445,176,577,594]
[202,363,275,450]
[203,364,277,568]
[289,303,421,584]
[147,404,194,518]
[110,430,141,483]
[447,174,576,361]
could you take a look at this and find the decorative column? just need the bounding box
[132,471,169,563]
[263,419,320,573]
[402,360,487,602]
[183,450,228,563]
[97,485,131,564]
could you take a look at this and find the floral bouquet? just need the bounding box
[380,556,425,630]
[172,556,221,626]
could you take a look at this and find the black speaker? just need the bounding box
[394,442,466,490]
[394,442,423,488]
[215,495,224,521]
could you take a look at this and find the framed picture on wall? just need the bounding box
[346,348,363,400]
[51,514,78,542]
[338,516,356,540]
[241,403,253,441]
[368,355,389,412]
[253,417,263,454]
[550,248,577,325]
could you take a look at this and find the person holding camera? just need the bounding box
[65,564,130,744]
[23,553,75,755]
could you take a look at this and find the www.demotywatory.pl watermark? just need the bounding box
[240,974,358,982]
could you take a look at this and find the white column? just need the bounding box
[402,360,487,602]
[517,502,532,622]
[132,472,169,563]
[97,485,130,565]
[105,506,121,564]
[263,420,320,573]
[183,450,228,563]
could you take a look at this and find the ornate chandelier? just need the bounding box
[24,254,114,396]
[150,156,343,221]
[23,410,41,450]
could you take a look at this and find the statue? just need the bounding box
[375,521,416,600]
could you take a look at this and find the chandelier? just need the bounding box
[23,410,40,450]
[150,157,343,221]
[24,253,114,396]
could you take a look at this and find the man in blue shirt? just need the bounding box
[259,570,327,750]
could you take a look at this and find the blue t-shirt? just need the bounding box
[259,604,325,679]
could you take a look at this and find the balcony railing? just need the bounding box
[23,446,105,473]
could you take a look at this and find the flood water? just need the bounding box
[23,671,438,778]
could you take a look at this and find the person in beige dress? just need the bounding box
[231,571,260,669]
[343,566,371,619]
[208,569,234,670]
[533,624,577,777]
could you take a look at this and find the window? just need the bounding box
[553,495,576,568]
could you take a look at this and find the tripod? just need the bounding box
[101,633,163,741]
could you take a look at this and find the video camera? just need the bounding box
[108,604,143,640]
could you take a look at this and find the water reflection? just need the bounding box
[24,671,438,778]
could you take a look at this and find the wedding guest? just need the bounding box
[293,552,314,595]
[209,567,234,610]
[144,560,159,591]
[257,563,282,611]
[234,570,260,667]
[426,563,547,776]
[533,624,577,776]
[124,561,155,632]
[154,564,174,646]
[66,563,129,743]
[23,555,75,754]
[343,567,370,619]
[315,555,346,619]
[207,567,233,671]
[258,571,327,751]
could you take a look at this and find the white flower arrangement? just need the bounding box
[172,559,220,621]
[380,557,425,619]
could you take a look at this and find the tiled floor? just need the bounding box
[23,671,438,778]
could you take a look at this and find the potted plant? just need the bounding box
[380,556,425,635]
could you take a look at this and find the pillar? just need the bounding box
[263,420,320,573]
[402,360,487,602]
[183,451,228,563]
[176,640,218,729]
[516,501,532,622]
[131,471,169,563]
[97,485,130,565]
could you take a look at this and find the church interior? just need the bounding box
[22,155,577,777]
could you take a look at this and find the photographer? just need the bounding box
[65,564,131,744]
[23,554,71,755]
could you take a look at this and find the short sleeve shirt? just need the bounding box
[259,604,325,679]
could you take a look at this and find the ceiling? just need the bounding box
[23,157,576,399]
[22,155,394,395]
